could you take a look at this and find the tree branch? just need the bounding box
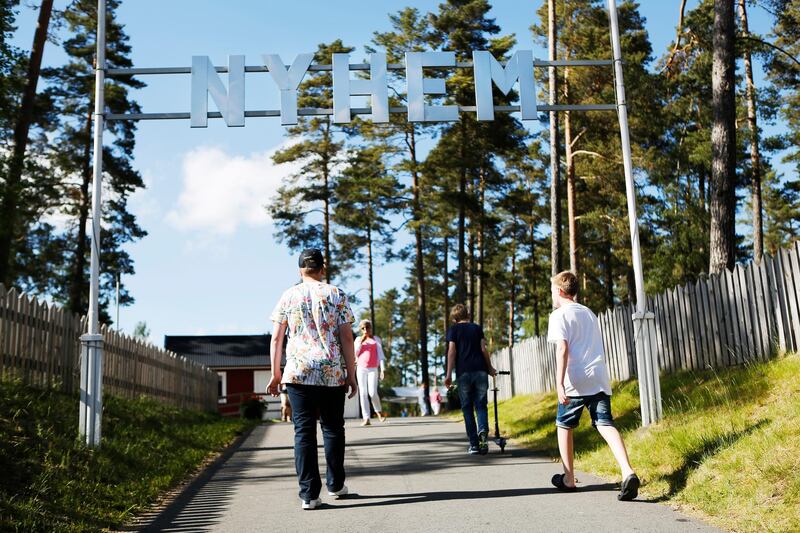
[740,35,800,70]
[571,150,608,160]
[661,0,689,74]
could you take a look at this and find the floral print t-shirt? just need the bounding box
[270,280,355,387]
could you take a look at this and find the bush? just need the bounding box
[239,396,266,420]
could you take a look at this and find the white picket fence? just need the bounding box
[0,284,219,411]
[492,242,800,401]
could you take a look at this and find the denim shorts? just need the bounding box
[555,392,614,429]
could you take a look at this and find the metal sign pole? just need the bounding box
[79,0,106,447]
[607,0,662,426]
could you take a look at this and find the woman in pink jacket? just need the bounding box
[354,319,386,426]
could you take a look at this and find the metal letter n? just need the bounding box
[191,55,245,128]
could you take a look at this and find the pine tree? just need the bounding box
[0,0,54,285]
[737,0,764,263]
[371,7,438,411]
[43,0,146,319]
[268,40,353,283]
[333,144,403,330]
[709,0,737,273]
[532,0,662,308]
[764,0,800,252]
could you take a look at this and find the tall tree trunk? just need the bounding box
[443,235,450,333]
[367,226,375,331]
[0,0,54,285]
[68,108,95,314]
[699,169,706,212]
[529,221,540,337]
[477,169,485,326]
[509,233,516,347]
[564,66,578,275]
[709,0,737,273]
[409,127,431,413]
[323,119,332,283]
[468,220,476,314]
[738,0,763,264]
[604,237,614,308]
[456,122,468,302]
[548,0,563,276]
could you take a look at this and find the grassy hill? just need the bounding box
[0,380,255,532]
[494,353,800,532]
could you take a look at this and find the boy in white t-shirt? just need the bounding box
[546,271,639,501]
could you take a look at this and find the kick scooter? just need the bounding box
[492,370,511,452]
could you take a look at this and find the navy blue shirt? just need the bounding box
[446,322,487,377]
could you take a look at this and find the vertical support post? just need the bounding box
[79,333,103,444]
[607,0,662,426]
[79,0,106,447]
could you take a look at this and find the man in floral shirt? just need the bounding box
[268,249,357,510]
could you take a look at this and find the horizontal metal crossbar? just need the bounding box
[106,103,617,121]
[106,59,613,77]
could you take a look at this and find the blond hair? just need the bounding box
[359,319,372,341]
[450,303,470,323]
[551,271,579,297]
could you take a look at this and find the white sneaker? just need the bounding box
[328,485,349,498]
[301,497,322,510]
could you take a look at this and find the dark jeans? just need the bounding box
[457,371,489,446]
[286,384,346,500]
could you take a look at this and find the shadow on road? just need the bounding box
[328,483,620,508]
[129,425,265,533]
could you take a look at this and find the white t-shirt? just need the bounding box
[547,302,612,397]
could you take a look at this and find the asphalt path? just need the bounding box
[136,417,720,533]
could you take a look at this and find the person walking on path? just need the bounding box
[546,271,640,501]
[354,318,386,426]
[444,304,496,455]
[268,248,358,510]
[430,379,442,416]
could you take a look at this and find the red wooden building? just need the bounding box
[164,334,279,417]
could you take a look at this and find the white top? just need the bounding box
[547,302,612,397]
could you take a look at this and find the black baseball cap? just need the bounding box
[298,248,325,269]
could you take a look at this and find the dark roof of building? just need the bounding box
[164,334,271,369]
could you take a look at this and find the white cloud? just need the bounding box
[166,142,301,235]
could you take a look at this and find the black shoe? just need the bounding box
[551,473,578,492]
[618,473,640,501]
[478,430,489,455]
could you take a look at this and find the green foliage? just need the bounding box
[0,379,253,532]
[493,354,800,532]
[0,1,61,290]
[268,40,353,282]
[0,0,24,137]
[132,320,150,340]
[38,0,146,319]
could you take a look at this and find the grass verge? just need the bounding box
[0,379,256,532]
[493,353,800,532]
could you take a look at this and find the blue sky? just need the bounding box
[11,1,777,345]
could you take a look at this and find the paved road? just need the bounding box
[137,418,719,533]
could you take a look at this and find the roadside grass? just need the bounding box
[0,379,256,532]
[493,353,800,532]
